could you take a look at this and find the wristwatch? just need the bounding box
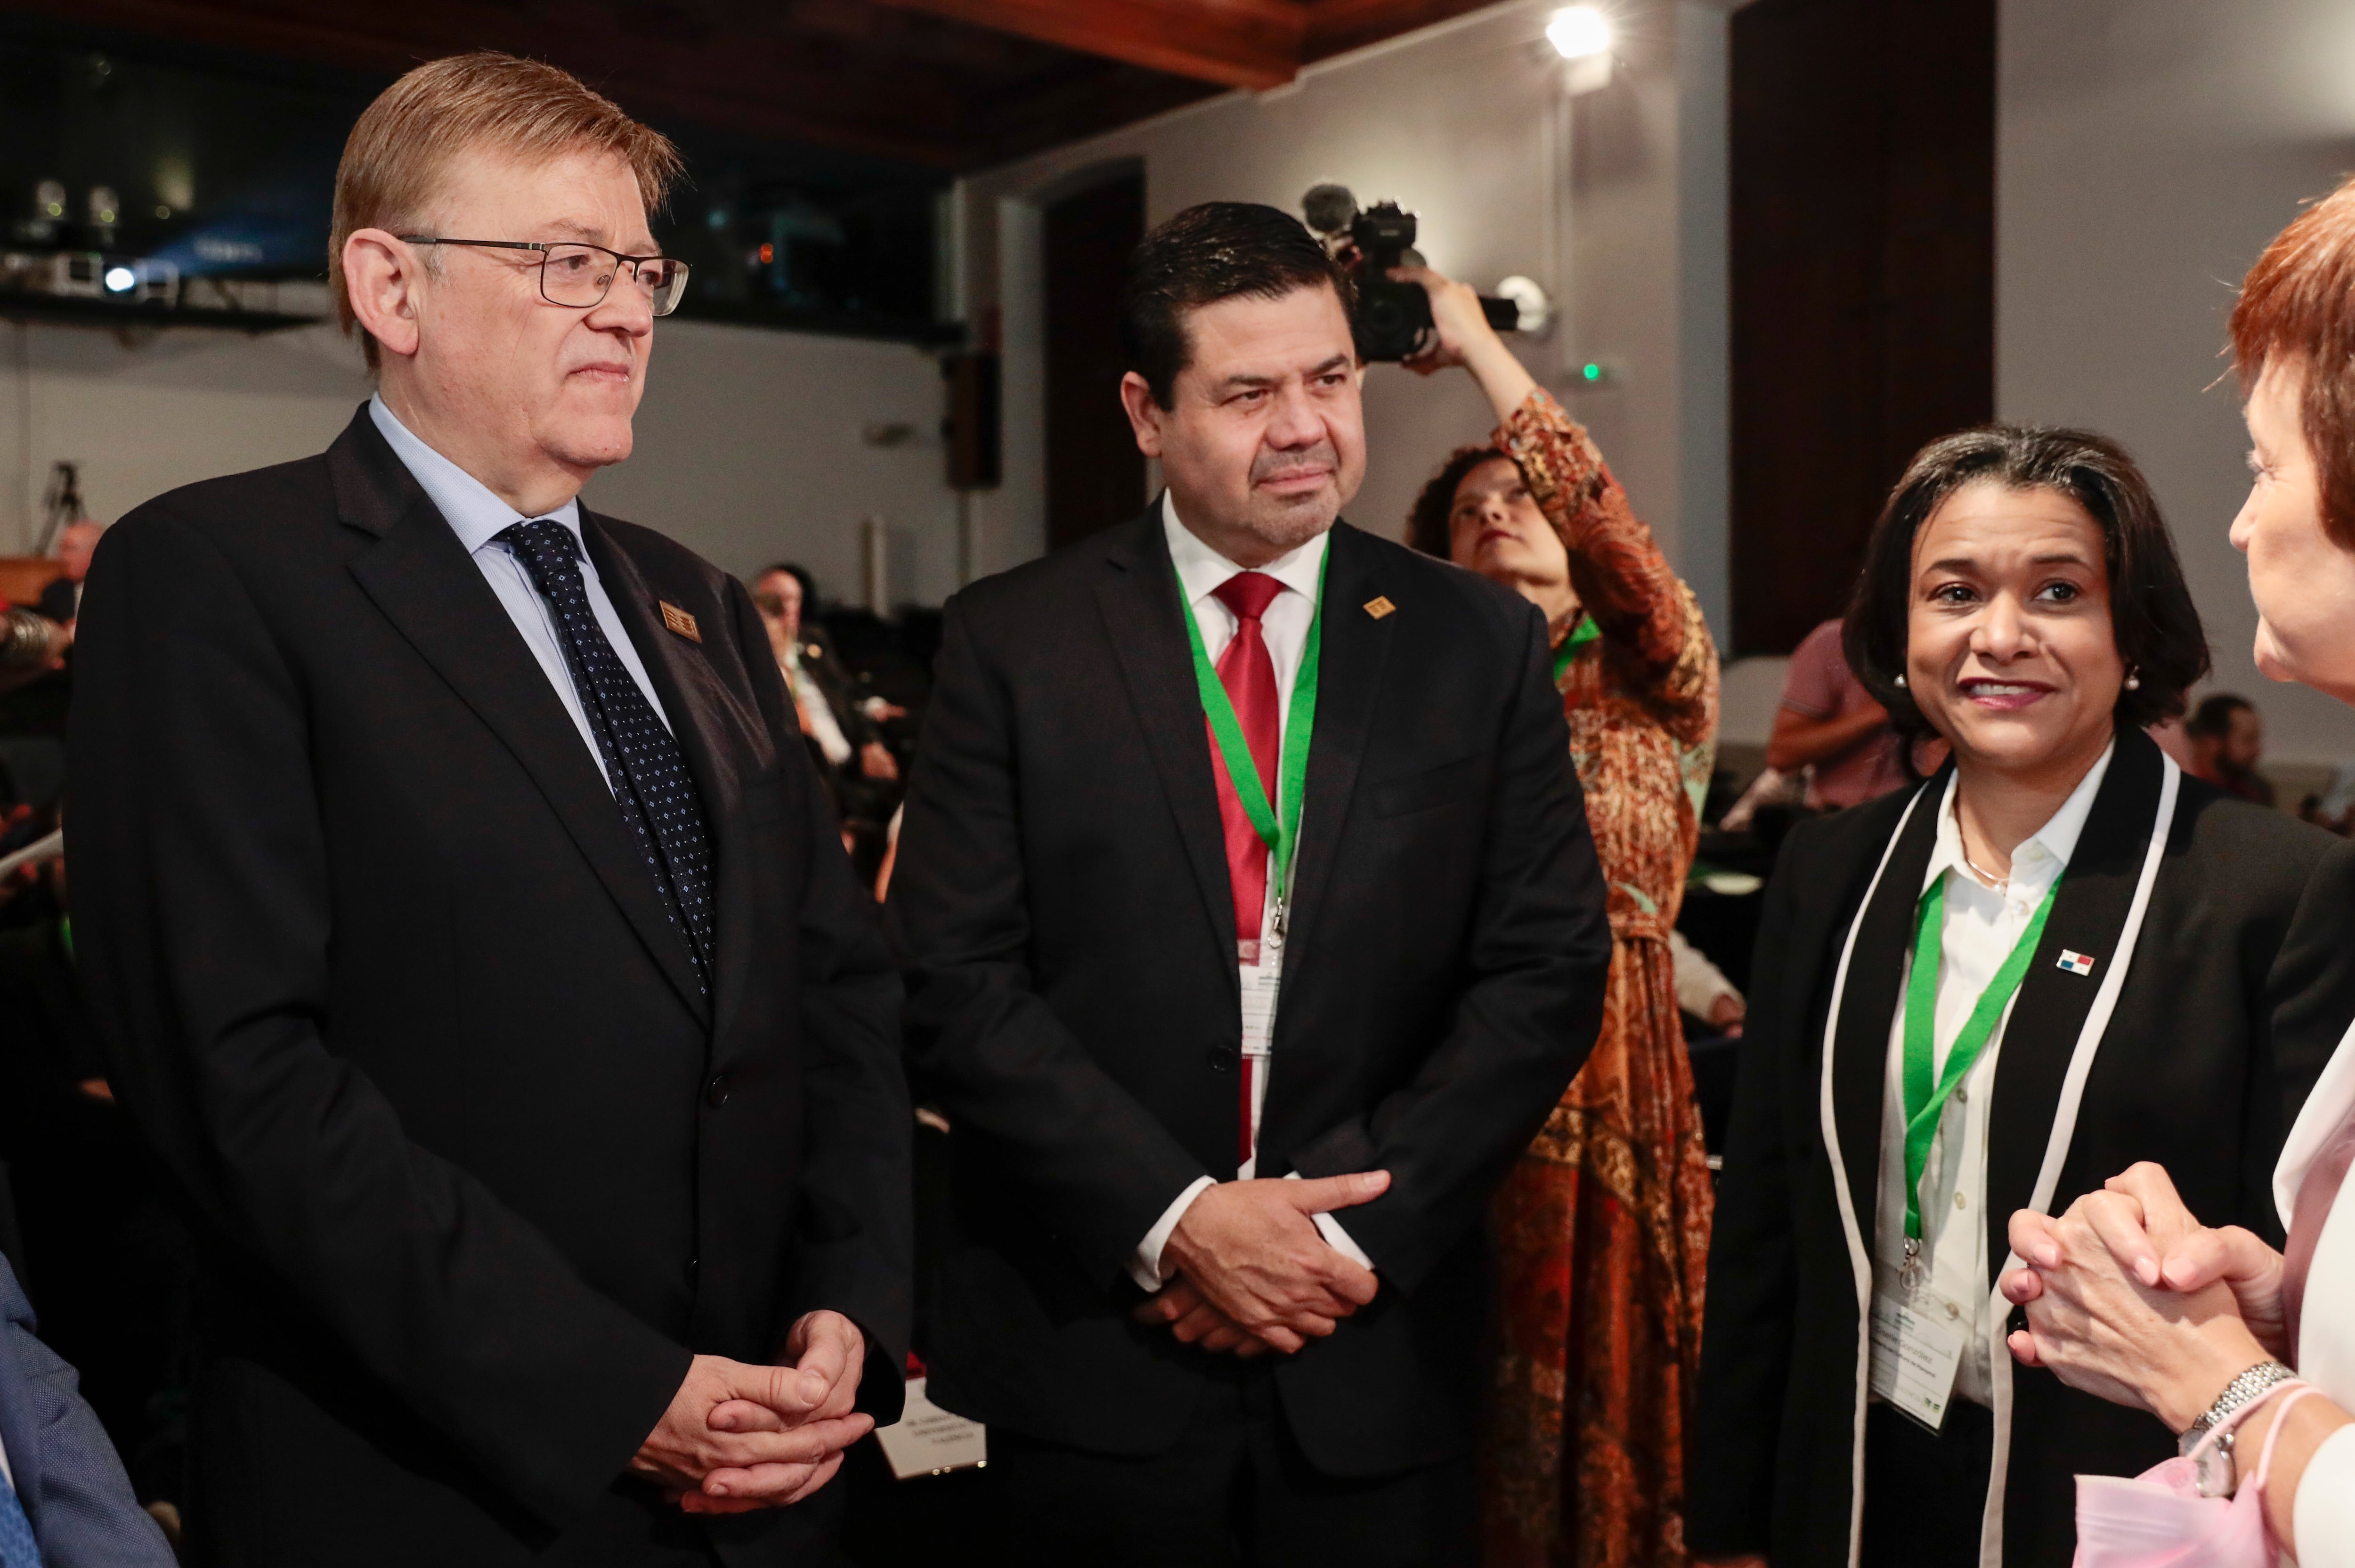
[2178,1360,2297,1497]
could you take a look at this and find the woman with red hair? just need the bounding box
[1999,179,2355,1564]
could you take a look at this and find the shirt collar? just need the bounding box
[1161,490,1328,608]
[369,394,582,556]
[1923,739,2117,896]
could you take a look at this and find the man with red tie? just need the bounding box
[887,202,1610,1565]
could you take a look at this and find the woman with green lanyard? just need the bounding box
[1399,264,1718,1568]
[1686,424,2355,1568]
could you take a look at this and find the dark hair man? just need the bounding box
[888,200,1611,1563]
[67,52,909,1566]
[2184,692,2275,805]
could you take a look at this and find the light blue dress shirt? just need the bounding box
[368,395,672,789]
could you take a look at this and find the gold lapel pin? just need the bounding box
[1363,596,1396,620]
[659,601,703,643]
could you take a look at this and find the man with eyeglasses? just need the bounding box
[66,51,910,1568]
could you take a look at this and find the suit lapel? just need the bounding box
[329,414,709,1025]
[1982,729,2164,1284]
[583,515,763,1045]
[1827,772,1946,1251]
[1279,522,1392,974]
[1096,510,1241,964]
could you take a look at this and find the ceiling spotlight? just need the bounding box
[103,266,136,293]
[1547,6,1611,60]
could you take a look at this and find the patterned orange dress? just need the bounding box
[1480,390,1720,1568]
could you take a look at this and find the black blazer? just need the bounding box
[1689,728,2355,1568]
[888,506,1612,1478]
[67,406,912,1567]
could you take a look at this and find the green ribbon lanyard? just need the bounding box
[1551,613,1600,684]
[1178,552,1328,935]
[1898,872,2062,1271]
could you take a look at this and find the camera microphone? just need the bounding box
[1302,184,1360,237]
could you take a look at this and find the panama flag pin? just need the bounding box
[2057,950,2096,977]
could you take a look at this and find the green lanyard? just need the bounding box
[1899,872,2061,1244]
[1177,552,1327,920]
[1551,613,1599,684]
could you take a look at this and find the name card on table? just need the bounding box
[873,1377,988,1479]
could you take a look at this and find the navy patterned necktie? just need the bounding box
[498,519,715,992]
[0,1459,39,1568]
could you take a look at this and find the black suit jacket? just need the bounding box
[888,506,1612,1478]
[1689,728,2355,1567]
[67,406,912,1567]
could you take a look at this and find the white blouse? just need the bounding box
[2276,1024,2355,1564]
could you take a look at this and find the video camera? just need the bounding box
[1302,185,1520,362]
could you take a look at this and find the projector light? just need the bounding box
[1547,6,1611,60]
[103,266,136,293]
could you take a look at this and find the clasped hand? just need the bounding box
[1131,1171,1389,1356]
[1997,1162,2285,1430]
[630,1309,872,1515]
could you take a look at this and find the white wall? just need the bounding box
[1999,0,2355,765]
[0,300,959,608]
[953,0,1734,638]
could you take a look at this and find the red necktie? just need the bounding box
[1208,571,1284,959]
[2282,1113,2355,1358]
[1208,571,1283,1169]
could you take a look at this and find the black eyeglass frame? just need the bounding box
[395,236,690,315]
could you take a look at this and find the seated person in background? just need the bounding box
[0,1252,176,1566]
[2185,690,2276,805]
[1770,617,1911,808]
[753,563,901,789]
[1670,928,1744,1037]
[37,522,103,629]
[1690,424,2355,1568]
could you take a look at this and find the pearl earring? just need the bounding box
[1894,673,1907,688]
[2124,671,2141,691]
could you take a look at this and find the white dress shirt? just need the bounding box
[1872,744,2113,1409]
[1127,495,1371,1292]
[782,642,853,766]
[2278,1019,2355,1562]
[368,396,673,789]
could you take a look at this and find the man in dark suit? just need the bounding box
[68,52,909,1567]
[0,1255,177,1567]
[888,202,1612,1564]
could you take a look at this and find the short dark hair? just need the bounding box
[1119,201,1354,409]
[2185,692,2256,739]
[1406,444,1513,558]
[1842,423,2209,737]
[757,562,817,608]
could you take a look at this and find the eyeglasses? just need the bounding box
[397,237,691,316]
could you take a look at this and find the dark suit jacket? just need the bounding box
[68,406,912,1567]
[0,1256,177,1568]
[35,577,76,626]
[889,506,1612,1478]
[1689,728,2355,1568]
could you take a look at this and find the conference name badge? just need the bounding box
[1868,1287,1965,1434]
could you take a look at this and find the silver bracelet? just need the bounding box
[2179,1360,2297,1497]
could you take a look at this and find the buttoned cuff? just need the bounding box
[1128,1176,1216,1293]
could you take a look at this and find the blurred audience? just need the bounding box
[754,563,904,875]
[2184,691,2275,805]
[38,522,104,629]
[1770,617,1911,808]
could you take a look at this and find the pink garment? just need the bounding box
[2073,1383,2317,1568]
[1779,619,1908,808]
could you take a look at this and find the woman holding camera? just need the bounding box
[1685,426,2355,1568]
[1398,267,1718,1568]
[1995,176,2355,1568]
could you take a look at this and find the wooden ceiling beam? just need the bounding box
[1301,0,1519,61]
[862,0,1307,89]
